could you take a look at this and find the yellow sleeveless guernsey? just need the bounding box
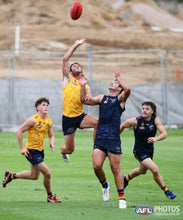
[62,77,88,117]
[25,113,52,151]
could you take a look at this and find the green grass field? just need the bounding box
[0,129,182,220]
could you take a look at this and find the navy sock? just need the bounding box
[100,178,108,189]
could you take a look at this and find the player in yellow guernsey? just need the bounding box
[25,113,52,151]
[63,76,89,117]
[2,97,61,203]
[60,39,98,163]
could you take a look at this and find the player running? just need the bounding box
[120,101,176,200]
[2,97,61,203]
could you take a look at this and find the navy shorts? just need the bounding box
[62,113,86,135]
[133,149,153,162]
[94,138,122,155]
[26,149,44,166]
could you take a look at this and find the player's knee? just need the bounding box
[152,168,159,175]
[111,166,120,176]
[93,118,98,128]
[44,171,51,179]
[93,163,101,171]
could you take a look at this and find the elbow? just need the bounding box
[62,56,68,63]
[127,87,131,96]
[16,128,23,138]
[164,131,168,139]
[123,87,131,98]
[125,89,131,100]
[120,125,123,133]
[16,129,20,137]
[160,131,167,140]
[80,97,86,104]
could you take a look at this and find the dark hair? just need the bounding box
[70,62,83,72]
[35,97,50,109]
[142,101,157,118]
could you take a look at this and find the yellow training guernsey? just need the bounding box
[62,76,88,117]
[25,113,52,151]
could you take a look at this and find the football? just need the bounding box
[70,1,83,20]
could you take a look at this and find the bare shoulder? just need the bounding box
[25,117,36,126]
[128,117,137,125]
[155,117,165,129]
[17,117,35,132]
[155,117,162,125]
[96,94,104,103]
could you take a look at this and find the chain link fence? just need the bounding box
[0,47,183,130]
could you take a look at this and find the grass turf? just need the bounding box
[0,129,182,219]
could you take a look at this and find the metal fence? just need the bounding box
[0,47,183,129]
[164,49,183,125]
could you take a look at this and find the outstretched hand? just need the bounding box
[113,67,120,78]
[75,39,86,46]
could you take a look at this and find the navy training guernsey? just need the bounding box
[134,116,157,152]
[96,95,125,140]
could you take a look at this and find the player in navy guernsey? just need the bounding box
[96,95,124,143]
[120,101,176,200]
[134,115,157,159]
[80,67,131,209]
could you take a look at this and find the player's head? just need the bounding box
[35,97,50,112]
[109,79,123,94]
[70,62,83,76]
[142,101,157,118]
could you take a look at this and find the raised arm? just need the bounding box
[79,76,103,105]
[62,39,86,79]
[79,76,88,104]
[113,67,131,104]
